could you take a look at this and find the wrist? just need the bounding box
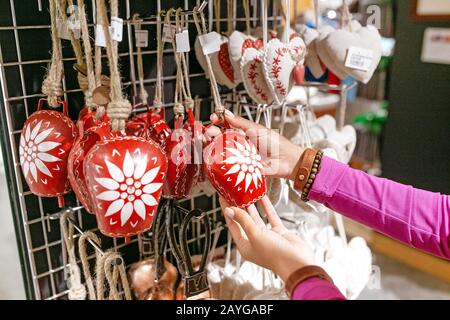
[287,145,304,181]
[274,257,308,283]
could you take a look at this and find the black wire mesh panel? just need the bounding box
[0,0,279,300]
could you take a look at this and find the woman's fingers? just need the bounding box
[247,204,266,228]
[222,206,259,240]
[260,196,287,230]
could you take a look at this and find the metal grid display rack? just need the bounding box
[0,0,279,299]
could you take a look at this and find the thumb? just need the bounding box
[223,206,258,239]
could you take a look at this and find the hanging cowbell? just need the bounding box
[84,136,167,238]
[19,99,76,207]
[162,112,201,200]
[68,112,116,214]
[126,107,171,146]
[203,129,266,208]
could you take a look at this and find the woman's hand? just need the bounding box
[210,110,303,180]
[219,195,315,282]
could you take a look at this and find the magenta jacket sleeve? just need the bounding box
[308,156,450,259]
[291,156,450,300]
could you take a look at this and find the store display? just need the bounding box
[6,0,393,300]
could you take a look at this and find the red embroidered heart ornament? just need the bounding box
[84,136,167,238]
[203,130,266,208]
[162,116,201,199]
[263,36,306,104]
[228,31,263,63]
[19,99,76,207]
[68,113,115,214]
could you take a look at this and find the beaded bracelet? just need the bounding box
[300,150,324,202]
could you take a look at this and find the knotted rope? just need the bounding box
[104,252,132,300]
[77,0,97,112]
[42,0,64,107]
[78,231,101,300]
[60,212,86,300]
[97,0,131,131]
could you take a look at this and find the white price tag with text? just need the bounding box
[163,24,177,43]
[110,16,123,42]
[199,31,222,55]
[176,29,190,52]
[345,46,373,72]
[135,30,148,47]
[57,19,80,40]
[95,24,108,47]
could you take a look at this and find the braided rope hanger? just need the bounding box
[97,0,132,132]
[42,0,64,107]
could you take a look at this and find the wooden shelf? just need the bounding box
[371,232,450,284]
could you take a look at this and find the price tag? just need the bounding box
[111,16,123,42]
[56,19,75,40]
[199,31,222,55]
[95,24,108,47]
[345,46,373,72]
[135,30,148,48]
[163,24,177,43]
[176,29,190,52]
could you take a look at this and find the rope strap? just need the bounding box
[42,0,64,108]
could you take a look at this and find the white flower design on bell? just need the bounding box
[223,140,264,192]
[19,120,62,182]
[95,150,162,227]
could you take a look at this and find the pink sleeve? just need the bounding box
[308,156,450,260]
[291,277,346,300]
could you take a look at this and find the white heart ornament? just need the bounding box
[315,25,349,80]
[298,26,327,79]
[263,36,306,104]
[228,31,263,63]
[241,48,274,105]
[323,24,382,84]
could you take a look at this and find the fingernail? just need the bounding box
[210,114,217,122]
[223,207,235,219]
[224,109,235,118]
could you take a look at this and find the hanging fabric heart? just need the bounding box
[228,31,263,63]
[203,130,266,208]
[241,48,274,105]
[263,35,306,104]
[68,112,114,214]
[84,136,167,238]
[322,24,382,84]
[20,99,76,207]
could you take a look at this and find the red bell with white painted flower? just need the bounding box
[162,111,201,199]
[203,129,266,208]
[84,136,167,238]
[68,112,115,214]
[19,99,76,207]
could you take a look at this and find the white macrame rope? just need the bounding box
[42,0,64,108]
[60,212,86,300]
[154,10,164,111]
